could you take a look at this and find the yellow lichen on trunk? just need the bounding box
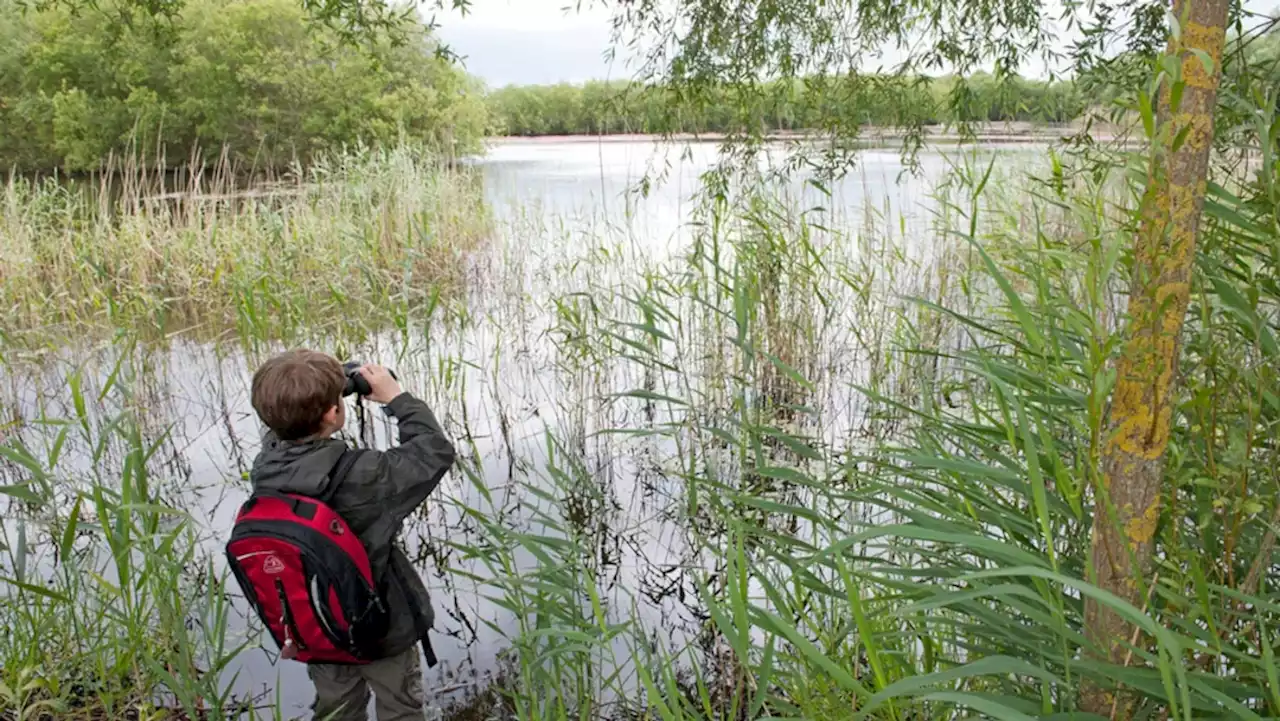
[1081,0,1228,715]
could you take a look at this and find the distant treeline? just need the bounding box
[485,75,1087,136]
[0,0,489,172]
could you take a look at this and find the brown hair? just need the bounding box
[251,349,345,441]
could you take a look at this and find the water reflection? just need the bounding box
[473,139,1046,261]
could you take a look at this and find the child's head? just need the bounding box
[251,349,346,441]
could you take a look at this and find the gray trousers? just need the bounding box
[308,647,426,721]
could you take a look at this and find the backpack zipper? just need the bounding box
[275,579,307,651]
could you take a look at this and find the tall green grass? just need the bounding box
[2,138,1278,719]
[0,146,490,346]
[446,148,1280,718]
[0,362,248,719]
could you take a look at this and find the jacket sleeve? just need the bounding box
[348,392,455,523]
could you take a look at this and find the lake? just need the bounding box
[0,138,1050,718]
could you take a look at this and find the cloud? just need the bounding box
[441,25,619,86]
[436,0,1280,87]
[436,0,631,85]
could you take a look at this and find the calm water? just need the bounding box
[0,139,1048,718]
[476,138,1036,256]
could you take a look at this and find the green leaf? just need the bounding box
[1139,91,1155,138]
[732,495,828,526]
[750,606,871,698]
[0,483,42,504]
[893,451,1021,484]
[1171,122,1191,152]
[764,351,815,391]
[823,524,1051,570]
[1015,399,1056,568]
[838,555,892,697]
[1211,276,1256,324]
[919,692,1038,721]
[60,495,83,561]
[617,319,675,342]
[963,237,1045,353]
[1204,184,1266,237]
[1260,618,1280,712]
[1,576,70,603]
[0,444,45,479]
[961,566,1190,713]
[1191,48,1214,75]
[47,426,68,469]
[698,574,749,662]
[754,465,815,484]
[609,389,689,406]
[859,657,1061,718]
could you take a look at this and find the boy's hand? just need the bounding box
[359,364,403,404]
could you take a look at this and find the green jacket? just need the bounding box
[248,392,456,660]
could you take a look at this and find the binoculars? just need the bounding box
[342,361,397,397]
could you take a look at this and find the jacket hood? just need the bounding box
[249,432,347,495]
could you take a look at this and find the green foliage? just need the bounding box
[17,0,473,48]
[600,0,1079,172]
[0,0,488,171]
[486,75,1087,137]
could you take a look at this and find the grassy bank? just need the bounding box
[0,147,490,347]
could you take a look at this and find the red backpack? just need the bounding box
[226,451,388,664]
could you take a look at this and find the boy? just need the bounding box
[248,349,456,721]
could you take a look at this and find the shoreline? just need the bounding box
[484,123,1127,147]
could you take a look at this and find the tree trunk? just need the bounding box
[1081,0,1229,715]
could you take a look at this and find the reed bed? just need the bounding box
[0,146,490,346]
[2,142,1279,719]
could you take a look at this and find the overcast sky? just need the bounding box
[435,0,625,87]
[436,0,1280,88]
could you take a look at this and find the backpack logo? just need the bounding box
[262,555,286,574]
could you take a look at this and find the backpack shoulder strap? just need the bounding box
[321,445,367,502]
